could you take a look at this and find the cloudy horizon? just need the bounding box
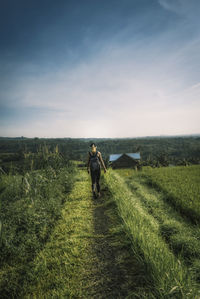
[0,0,200,138]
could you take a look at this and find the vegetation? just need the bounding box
[1,137,200,297]
[1,135,200,171]
[0,167,157,298]
[138,165,200,224]
[104,169,200,297]
[21,171,151,298]
[0,151,76,297]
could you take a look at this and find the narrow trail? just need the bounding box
[24,170,146,298]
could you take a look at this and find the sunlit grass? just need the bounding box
[23,170,150,298]
[117,167,200,284]
[1,164,200,297]
[0,164,76,297]
[104,168,200,297]
[139,165,200,224]
[23,171,94,298]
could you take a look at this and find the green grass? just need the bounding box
[0,163,76,297]
[23,171,94,298]
[116,168,200,282]
[104,168,200,298]
[23,170,151,298]
[138,165,200,224]
[2,163,200,297]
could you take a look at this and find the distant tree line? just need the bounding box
[0,136,200,172]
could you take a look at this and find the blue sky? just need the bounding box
[0,0,200,137]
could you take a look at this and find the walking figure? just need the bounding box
[87,143,107,198]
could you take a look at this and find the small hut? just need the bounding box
[109,152,141,169]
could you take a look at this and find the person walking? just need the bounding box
[87,143,107,198]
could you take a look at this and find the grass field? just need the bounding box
[23,170,153,298]
[138,165,200,223]
[1,164,200,297]
[0,163,76,297]
[115,166,200,295]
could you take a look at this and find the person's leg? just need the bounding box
[96,168,101,194]
[90,170,96,191]
[90,170,96,197]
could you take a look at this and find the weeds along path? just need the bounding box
[24,170,147,298]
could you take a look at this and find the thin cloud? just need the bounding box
[158,0,200,19]
[1,0,200,137]
[190,82,200,90]
[158,0,185,13]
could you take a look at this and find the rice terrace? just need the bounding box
[0,136,200,298]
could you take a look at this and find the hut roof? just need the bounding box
[109,152,140,162]
[109,154,123,162]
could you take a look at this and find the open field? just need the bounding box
[138,165,200,224]
[116,166,200,292]
[0,161,200,297]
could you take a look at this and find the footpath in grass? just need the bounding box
[24,170,148,298]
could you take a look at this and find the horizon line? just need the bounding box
[0,133,200,139]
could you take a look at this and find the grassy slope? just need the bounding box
[0,165,75,298]
[116,169,200,279]
[24,170,149,298]
[104,169,200,298]
[4,166,199,297]
[139,165,200,224]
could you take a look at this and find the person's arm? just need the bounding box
[87,152,90,173]
[98,152,107,173]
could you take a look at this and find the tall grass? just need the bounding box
[0,158,77,297]
[104,169,200,298]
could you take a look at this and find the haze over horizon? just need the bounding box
[0,0,200,138]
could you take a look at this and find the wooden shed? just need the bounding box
[109,152,141,169]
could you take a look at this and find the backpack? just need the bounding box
[89,151,100,171]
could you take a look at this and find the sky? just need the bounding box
[0,0,200,138]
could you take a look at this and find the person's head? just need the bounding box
[90,142,97,153]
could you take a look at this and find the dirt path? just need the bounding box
[24,170,146,298]
[86,185,145,298]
